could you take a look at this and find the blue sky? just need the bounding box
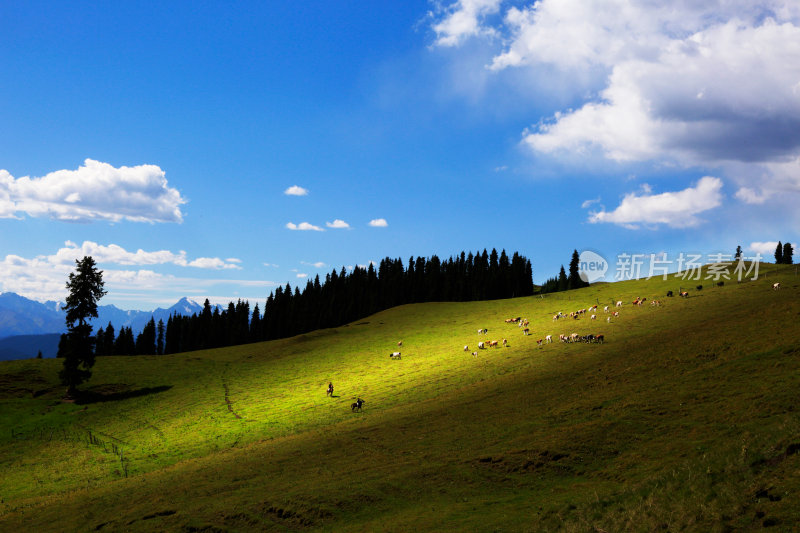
[1,1,799,310]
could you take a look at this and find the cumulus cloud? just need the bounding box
[368,218,388,227]
[286,222,324,231]
[326,219,350,229]
[432,0,502,47]
[296,273,308,279]
[0,243,262,303]
[0,159,186,223]
[749,241,780,255]
[284,185,309,196]
[431,1,800,210]
[301,261,327,268]
[588,176,723,228]
[47,240,241,270]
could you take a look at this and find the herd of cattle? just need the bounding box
[387,281,784,360]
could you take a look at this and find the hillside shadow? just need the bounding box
[75,384,172,404]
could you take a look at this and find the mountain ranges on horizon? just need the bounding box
[0,292,220,360]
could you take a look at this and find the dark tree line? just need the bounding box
[775,241,794,264]
[90,249,534,355]
[538,249,591,293]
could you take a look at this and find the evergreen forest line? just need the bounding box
[87,249,547,357]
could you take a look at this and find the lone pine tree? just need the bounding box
[59,256,106,397]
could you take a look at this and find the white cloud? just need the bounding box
[432,0,502,47]
[588,176,723,228]
[581,197,601,209]
[735,187,770,204]
[301,261,327,268]
[749,241,780,255]
[284,185,309,196]
[0,246,269,304]
[263,263,279,268]
[431,1,800,209]
[0,159,186,223]
[326,219,350,229]
[286,222,324,231]
[368,218,388,227]
[296,273,308,279]
[44,240,241,270]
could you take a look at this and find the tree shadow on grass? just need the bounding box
[75,384,172,404]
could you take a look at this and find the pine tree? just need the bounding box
[103,322,115,356]
[775,241,783,264]
[558,265,568,291]
[568,250,586,289]
[59,256,106,397]
[783,242,793,265]
[157,319,165,355]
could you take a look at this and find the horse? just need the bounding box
[351,398,365,412]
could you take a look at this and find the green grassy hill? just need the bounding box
[1,265,799,531]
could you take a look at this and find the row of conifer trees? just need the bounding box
[91,249,535,356]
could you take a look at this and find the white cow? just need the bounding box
[773,282,781,290]
[616,301,623,307]
[545,335,552,343]
[464,345,469,351]
[604,306,609,313]
[590,314,596,320]
[478,341,485,349]
[390,351,401,359]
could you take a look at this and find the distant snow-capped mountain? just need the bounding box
[0,293,223,360]
[0,292,214,340]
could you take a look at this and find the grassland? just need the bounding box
[1,265,799,532]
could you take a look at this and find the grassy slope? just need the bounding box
[1,265,799,531]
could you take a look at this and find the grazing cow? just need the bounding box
[604,306,609,313]
[351,398,365,412]
[666,290,674,297]
[607,316,611,323]
[489,340,499,348]
[570,333,580,342]
[390,351,401,359]
[471,351,478,358]
[680,291,689,298]
[559,334,567,342]
[553,314,560,321]
[523,328,530,336]
[545,335,552,343]
[502,338,508,347]
[612,311,620,317]
[478,328,488,335]
[773,282,781,290]
[616,301,623,307]
[591,314,596,320]
[478,341,485,349]
[536,339,543,347]
[464,345,469,351]
[595,334,605,343]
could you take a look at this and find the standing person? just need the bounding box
[327,382,334,397]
